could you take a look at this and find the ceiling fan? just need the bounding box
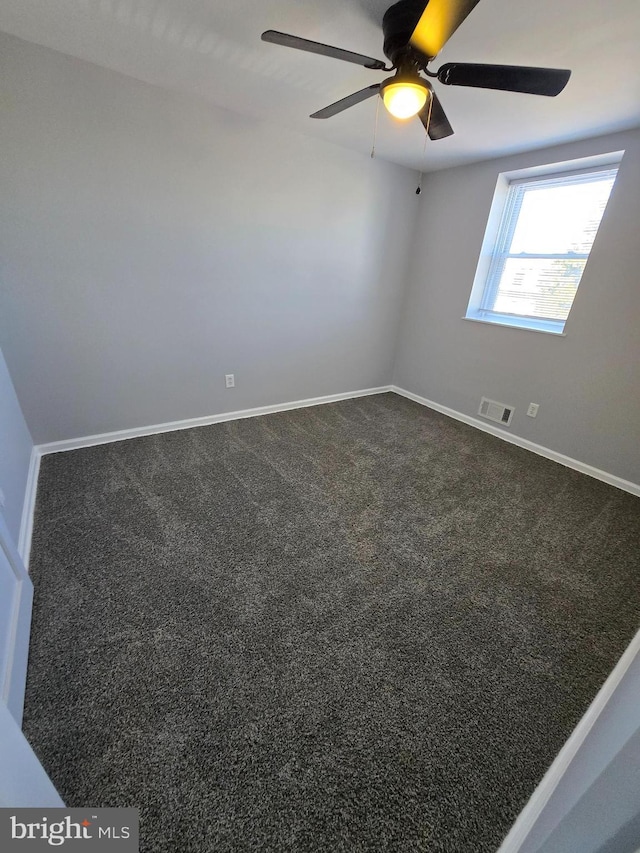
[261,0,571,139]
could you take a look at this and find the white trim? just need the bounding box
[36,387,393,456]
[463,316,567,336]
[0,513,33,725]
[465,151,624,341]
[500,149,625,183]
[0,702,65,807]
[25,382,639,578]
[497,627,640,852]
[391,386,640,498]
[19,387,391,579]
[17,447,41,571]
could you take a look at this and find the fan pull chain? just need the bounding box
[416,94,432,194]
[371,95,380,159]
[416,133,428,194]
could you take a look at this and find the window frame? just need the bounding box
[464,152,624,336]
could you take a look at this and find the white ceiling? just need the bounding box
[1,0,639,172]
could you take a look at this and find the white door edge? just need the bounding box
[0,512,33,724]
[0,513,63,807]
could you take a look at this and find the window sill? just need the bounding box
[462,316,567,336]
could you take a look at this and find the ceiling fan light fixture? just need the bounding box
[264,0,571,139]
[381,79,429,119]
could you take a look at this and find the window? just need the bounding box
[465,154,622,335]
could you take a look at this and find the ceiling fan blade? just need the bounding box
[410,0,482,60]
[437,63,571,96]
[419,87,454,139]
[261,30,387,70]
[311,85,381,119]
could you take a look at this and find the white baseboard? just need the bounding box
[17,446,41,571]
[497,625,640,852]
[35,387,393,456]
[20,386,390,570]
[21,383,639,573]
[391,385,640,498]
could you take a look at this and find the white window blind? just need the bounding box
[467,163,619,334]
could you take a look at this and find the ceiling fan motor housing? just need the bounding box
[382,0,433,65]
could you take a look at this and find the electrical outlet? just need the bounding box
[527,403,539,418]
[225,374,235,389]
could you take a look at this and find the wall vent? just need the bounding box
[478,396,514,427]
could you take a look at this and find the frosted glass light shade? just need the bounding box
[382,82,428,119]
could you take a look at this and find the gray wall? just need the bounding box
[0,33,417,444]
[1,32,639,489]
[0,346,33,547]
[394,128,640,486]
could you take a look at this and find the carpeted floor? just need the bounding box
[23,392,640,852]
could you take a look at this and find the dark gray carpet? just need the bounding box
[23,393,640,852]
